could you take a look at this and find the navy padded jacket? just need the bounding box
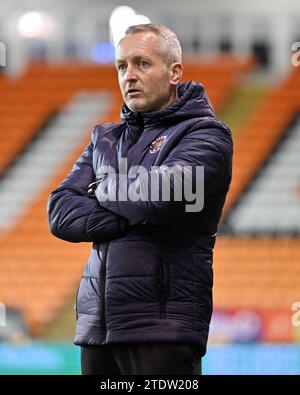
[47,81,233,356]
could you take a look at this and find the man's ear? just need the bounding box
[170,63,183,86]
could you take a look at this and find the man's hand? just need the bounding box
[89,180,140,227]
[88,180,102,197]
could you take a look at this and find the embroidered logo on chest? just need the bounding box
[149,135,167,154]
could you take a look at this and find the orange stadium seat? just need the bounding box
[223,66,300,216]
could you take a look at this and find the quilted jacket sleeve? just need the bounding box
[47,128,128,242]
[95,124,233,226]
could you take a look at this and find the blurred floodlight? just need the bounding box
[17,12,56,39]
[0,42,6,67]
[109,6,136,28]
[131,14,152,26]
[109,5,151,49]
[91,42,115,64]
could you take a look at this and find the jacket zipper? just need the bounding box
[99,124,143,341]
[122,124,144,158]
[100,242,109,344]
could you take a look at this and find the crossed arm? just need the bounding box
[48,126,231,243]
[47,136,128,243]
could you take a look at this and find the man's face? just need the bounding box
[115,32,176,112]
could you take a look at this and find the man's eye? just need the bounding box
[118,64,126,71]
[139,61,149,67]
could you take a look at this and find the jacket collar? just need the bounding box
[120,81,215,130]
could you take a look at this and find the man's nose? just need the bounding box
[124,65,137,82]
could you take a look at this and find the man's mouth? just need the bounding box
[127,89,142,97]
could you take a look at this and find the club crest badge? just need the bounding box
[149,135,167,154]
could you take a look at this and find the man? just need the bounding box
[48,23,233,375]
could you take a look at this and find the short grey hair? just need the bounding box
[124,23,182,66]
